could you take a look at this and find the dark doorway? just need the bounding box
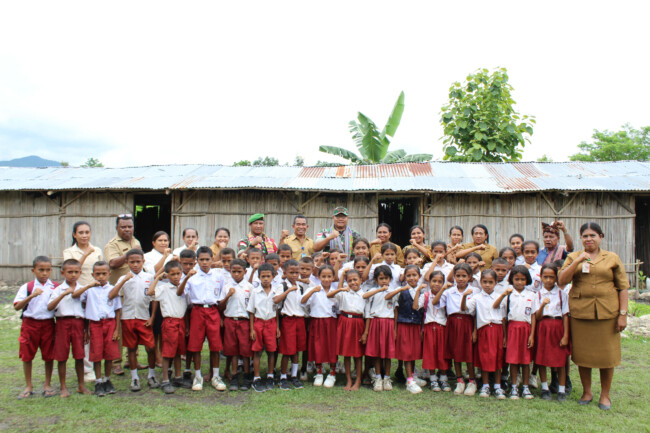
[378,197,420,247]
[635,196,650,281]
[134,194,172,253]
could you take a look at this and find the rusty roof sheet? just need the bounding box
[0,161,648,194]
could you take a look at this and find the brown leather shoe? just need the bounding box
[112,365,125,376]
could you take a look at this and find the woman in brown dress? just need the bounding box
[558,222,629,410]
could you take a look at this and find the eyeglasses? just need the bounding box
[118,213,133,218]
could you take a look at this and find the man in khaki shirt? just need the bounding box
[280,215,315,260]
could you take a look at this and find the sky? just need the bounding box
[0,1,648,167]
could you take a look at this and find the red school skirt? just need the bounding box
[337,314,365,358]
[535,318,570,368]
[446,314,473,363]
[395,323,422,361]
[422,322,448,371]
[365,318,396,359]
[309,317,338,364]
[477,323,504,372]
[506,321,533,365]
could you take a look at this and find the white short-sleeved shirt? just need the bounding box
[338,261,354,281]
[421,261,454,286]
[539,285,569,317]
[143,249,173,275]
[335,289,366,315]
[499,288,539,324]
[172,244,192,258]
[303,287,337,318]
[185,268,226,305]
[223,279,253,318]
[418,291,447,326]
[155,282,188,319]
[494,279,509,295]
[366,284,397,319]
[117,271,154,320]
[63,244,103,286]
[49,282,84,318]
[466,290,505,329]
[439,285,475,316]
[279,281,306,317]
[14,279,57,320]
[515,255,525,266]
[469,270,482,291]
[247,285,282,320]
[82,284,122,321]
[309,275,320,287]
[526,262,542,292]
[368,262,402,289]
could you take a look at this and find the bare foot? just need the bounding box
[77,386,92,395]
[343,384,351,391]
[60,388,71,398]
[350,381,361,391]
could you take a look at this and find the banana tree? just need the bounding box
[319,92,432,164]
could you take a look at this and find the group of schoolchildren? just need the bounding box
[15,227,573,403]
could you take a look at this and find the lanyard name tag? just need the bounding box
[582,262,590,273]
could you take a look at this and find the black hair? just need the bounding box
[258,263,275,276]
[409,225,425,237]
[499,247,517,258]
[265,253,280,263]
[71,221,91,246]
[214,227,230,238]
[93,260,110,271]
[164,260,182,273]
[317,264,335,277]
[179,249,196,260]
[353,256,370,266]
[508,265,532,285]
[491,257,509,267]
[404,248,422,258]
[293,214,307,224]
[299,256,314,264]
[431,241,447,251]
[61,258,81,269]
[480,269,497,282]
[453,263,473,277]
[403,264,421,276]
[380,242,398,254]
[551,259,565,269]
[352,238,370,249]
[125,248,144,259]
[373,264,392,282]
[428,270,445,283]
[580,222,604,236]
[278,244,293,253]
[311,251,322,260]
[509,233,524,243]
[248,248,262,257]
[541,264,559,279]
[377,223,392,233]
[466,252,482,262]
[219,248,235,258]
[182,227,198,238]
[471,224,489,242]
[449,225,464,236]
[328,248,343,254]
[115,215,133,225]
[522,240,540,253]
[196,246,213,258]
[230,259,248,270]
[345,269,362,281]
[33,255,51,267]
[283,259,299,270]
[152,231,169,243]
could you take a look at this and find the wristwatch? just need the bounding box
[619,310,628,316]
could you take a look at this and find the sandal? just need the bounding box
[42,388,57,398]
[17,390,34,400]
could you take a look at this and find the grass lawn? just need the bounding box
[0,300,648,433]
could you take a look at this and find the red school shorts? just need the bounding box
[54,317,85,362]
[161,317,187,358]
[279,316,307,356]
[223,317,253,358]
[188,306,222,353]
[252,317,278,353]
[19,318,55,362]
[89,319,120,363]
[121,318,155,349]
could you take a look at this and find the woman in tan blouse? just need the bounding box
[369,223,405,267]
[456,224,498,270]
[558,222,629,410]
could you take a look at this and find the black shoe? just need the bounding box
[565,376,573,395]
[394,368,406,384]
[446,369,457,382]
[104,379,116,394]
[172,377,190,389]
[541,389,552,401]
[183,371,192,382]
[94,382,106,397]
[291,376,304,389]
[549,372,559,394]
[279,378,291,390]
[240,375,251,391]
[265,377,275,390]
[252,378,266,393]
[557,392,567,402]
[229,374,239,392]
[161,381,175,394]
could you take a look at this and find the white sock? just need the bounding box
[130,369,138,380]
[541,382,549,391]
[384,375,390,380]
[376,374,382,381]
[195,369,202,379]
[512,384,518,391]
[184,369,191,373]
[559,385,566,393]
[522,385,529,389]
[213,368,219,378]
[267,373,274,379]
[102,376,108,382]
[407,377,413,384]
[95,379,102,384]
[291,363,299,377]
[254,376,261,381]
[148,368,155,378]
[440,375,448,382]
[481,384,489,390]
[280,374,287,380]
[430,374,439,382]
[494,383,501,390]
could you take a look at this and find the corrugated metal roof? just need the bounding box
[0,161,649,193]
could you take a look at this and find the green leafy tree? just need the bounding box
[315,160,340,167]
[570,124,650,161]
[537,154,553,162]
[440,68,535,162]
[233,160,252,166]
[319,92,432,164]
[81,157,104,167]
[252,156,279,166]
[294,156,305,166]
[60,161,70,167]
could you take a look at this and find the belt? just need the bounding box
[228,316,248,321]
[193,303,218,308]
[342,313,363,319]
[543,316,562,320]
[57,315,83,320]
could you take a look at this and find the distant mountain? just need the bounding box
[0,155,63,167]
